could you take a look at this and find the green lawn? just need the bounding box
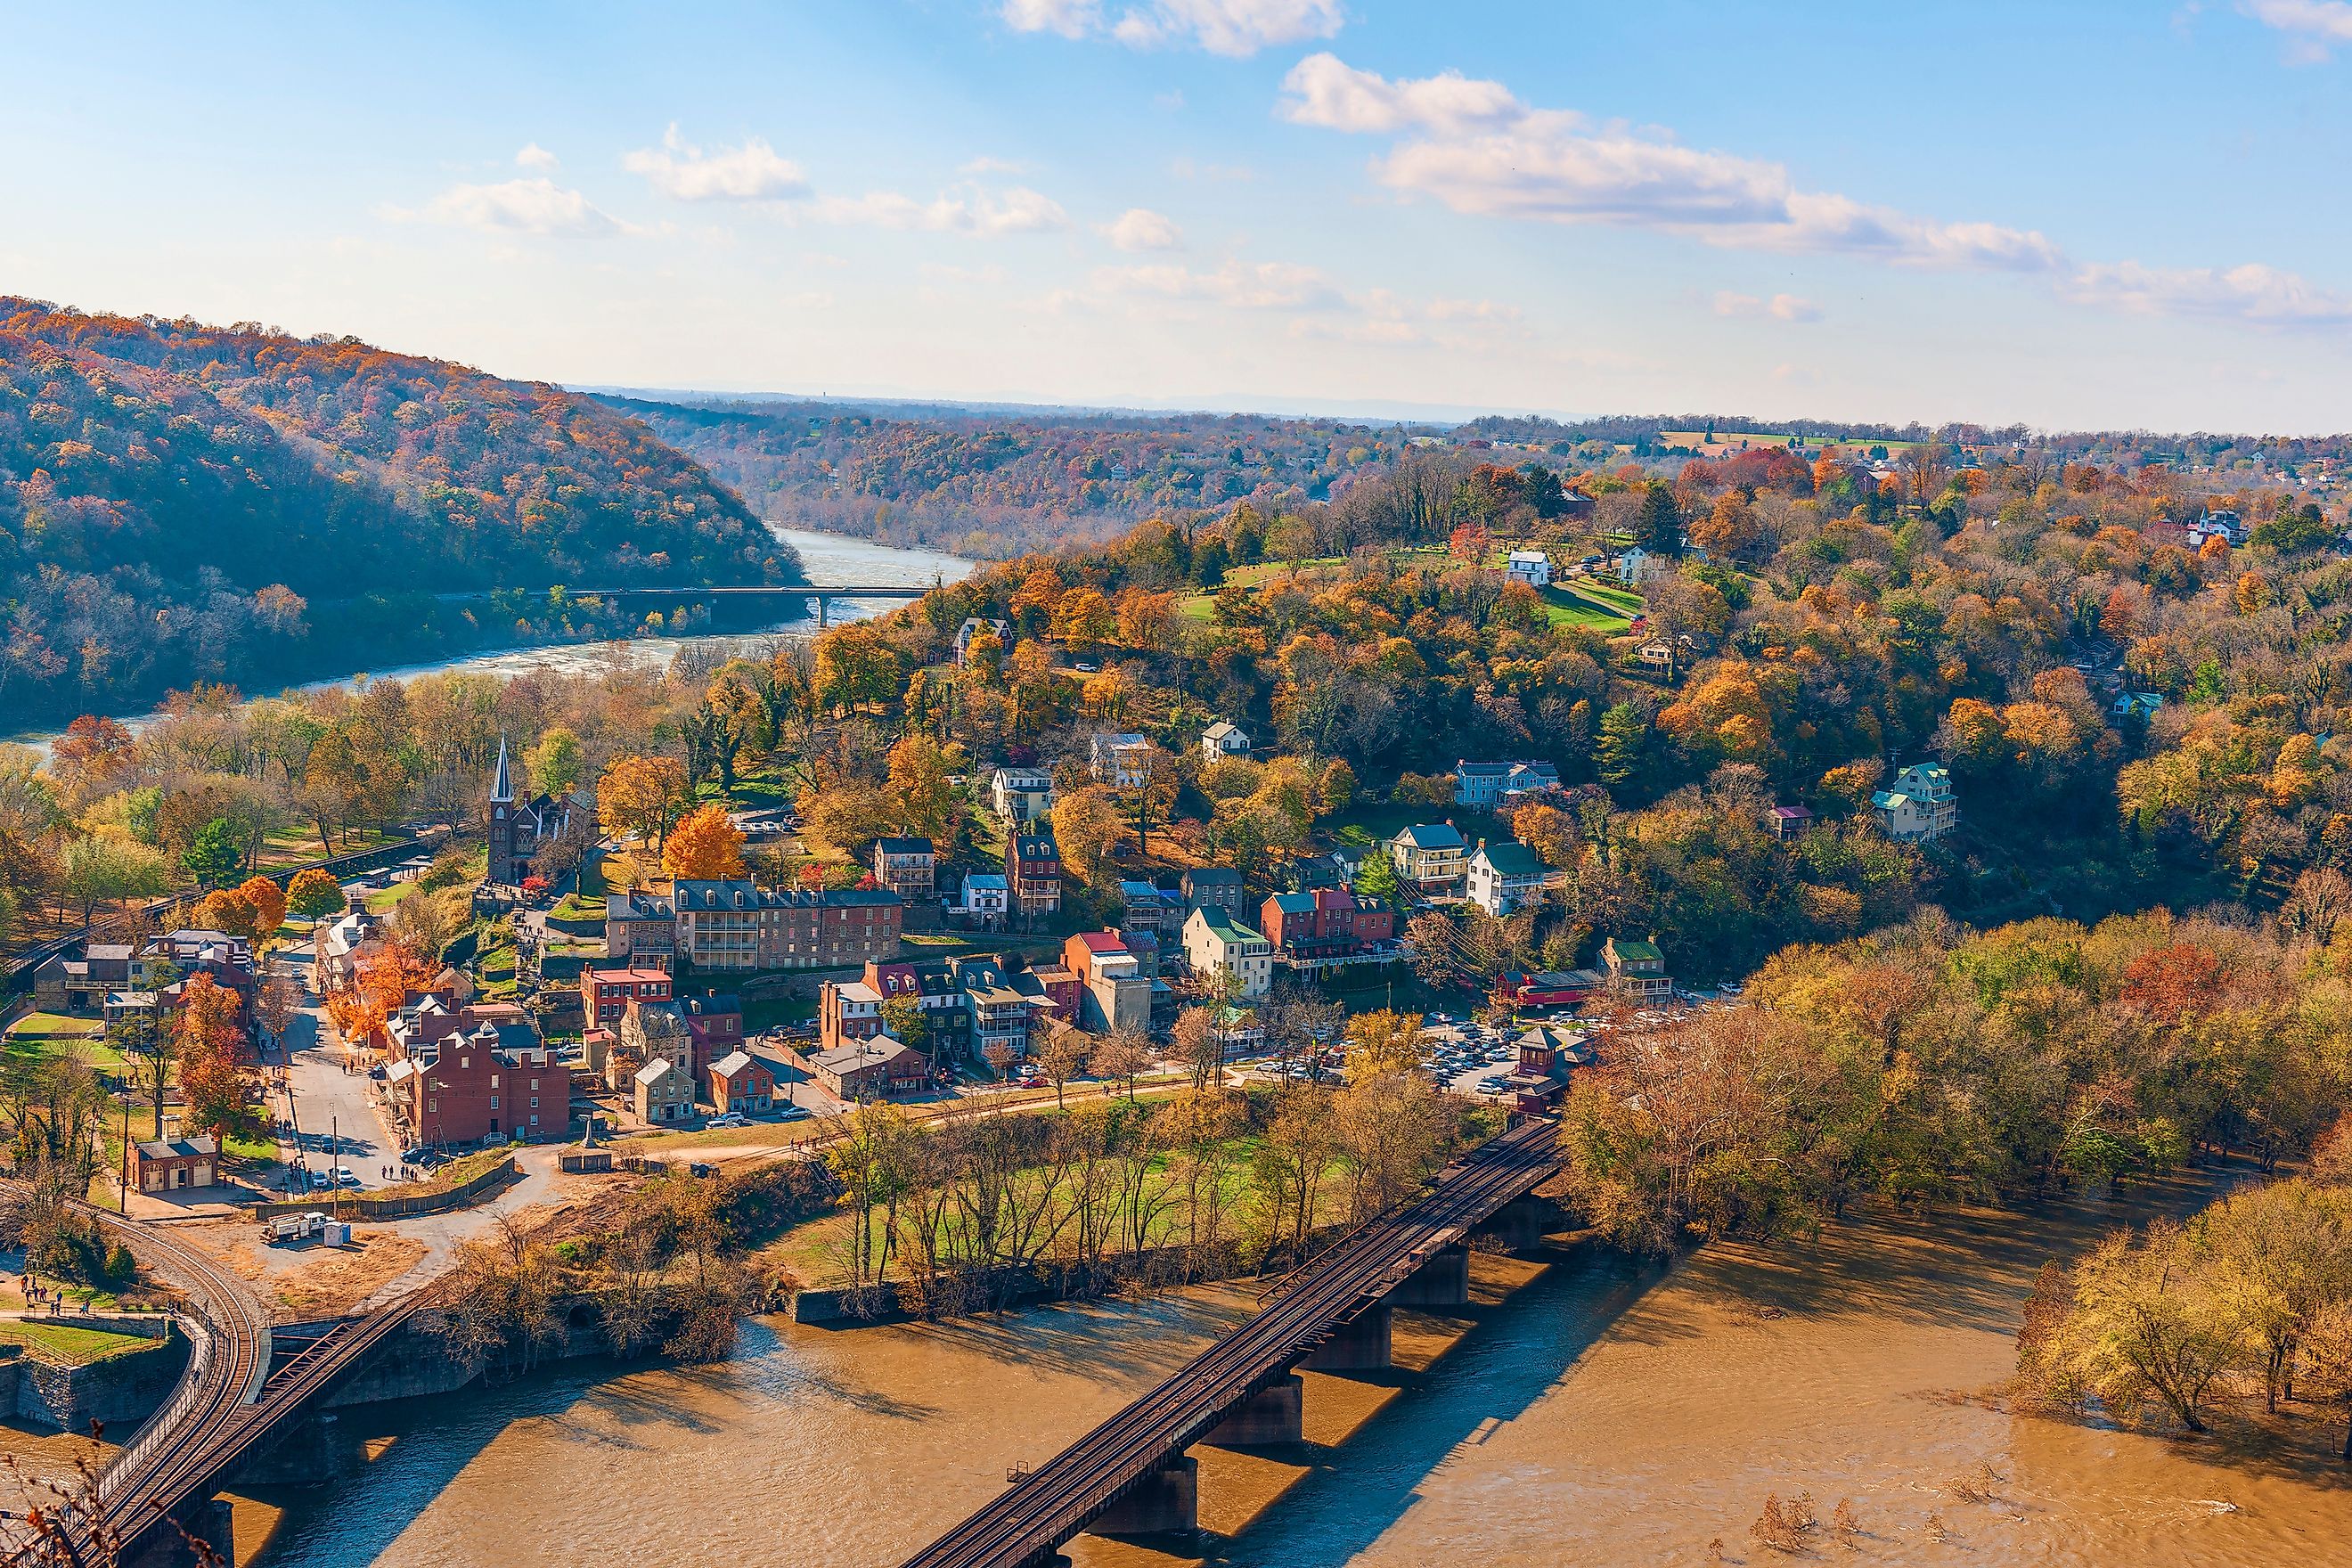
[550,894,607,922]
[1536,587,1636,631]
[0,1321,159,1367]
[1565,578,1646,614]
[8,1013,104,1039]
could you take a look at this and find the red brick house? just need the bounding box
[383,1011,569,1147]
[1007,826,1062,924]
[130,1136,217,1195]
[710,1050,777,1114]
[1259,888,1393,965]
[581,967,673,1028]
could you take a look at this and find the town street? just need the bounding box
[268,953,399,1192]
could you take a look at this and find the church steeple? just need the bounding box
[491,735,514,804]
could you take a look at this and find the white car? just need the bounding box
[706,1112,748,1129]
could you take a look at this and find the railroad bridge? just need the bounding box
[902,1116,1563,1568]
[60,1205,444,1568]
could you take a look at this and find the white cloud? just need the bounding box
[625,125,810,202]
[1002,0,1097,37]
[1098,257,1339,309]
[1289,55,2059,272]
[1289,53,2352,331]
[1004,0,1341,56]
[960,155,1026,175]
[1280,52,1524,135]
[812,185,1070,235]
[2243,0,2352,55]
[1714,290,1822,322]
[1103,208,1186,251]
[407,177,630,237]
[2062,260,2352,324]
[515,143,559,171]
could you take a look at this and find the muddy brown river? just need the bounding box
[3,1172,2341,1566]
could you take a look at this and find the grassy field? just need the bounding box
[1536,586,1635,631]
[0,1321,159,1366]
[7,1013,104,1040]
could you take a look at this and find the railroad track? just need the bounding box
[902,1117,1560,1568]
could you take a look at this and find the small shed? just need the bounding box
[132,1135,218,1195]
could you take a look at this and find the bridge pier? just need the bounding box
[1302,1303,1392,1372]
[1204,1372,1303,1447]
[233,1409,367,1487]
[1385,1244,1470,1309]
[1479,1194,1558,1252]
[1087,1453,1197,1538]
[122,1496,233,1568]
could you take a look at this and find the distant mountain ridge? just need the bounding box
[0,300,799,722]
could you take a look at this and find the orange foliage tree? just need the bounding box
[175,973,257,1140]
[662,803,748,881]
[323,941,440,1053]
[192,886,258,942]
[238,875,288,944]
[286,866,346,922]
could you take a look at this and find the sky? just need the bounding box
[9,1,2352,432]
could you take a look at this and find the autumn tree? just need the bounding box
[237,873,288,945]
[664,803,748,881]
[598,755,691,849]
[286,866,346,923]
[1051,785,1125,886]
[175,973,257,1141]
[886,734,960,842]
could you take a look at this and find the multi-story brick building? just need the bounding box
[670,879,903,972]
[580,966,673,1029]
[1259,888,1394,968]
[1007,827,1062,924]
[382,1006,568,1147]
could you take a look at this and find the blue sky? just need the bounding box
[9,1,2352,430]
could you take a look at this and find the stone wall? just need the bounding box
[0,1333,190,1433]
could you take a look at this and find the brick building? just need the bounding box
[383,1007,568,1147]
[1007,827,1062,924]
[671,879,903,972]
[580,966,673,1028]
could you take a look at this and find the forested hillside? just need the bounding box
[0,301,799,723]
[602,394,1406,559]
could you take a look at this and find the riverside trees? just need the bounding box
[1554,910,2352,1254]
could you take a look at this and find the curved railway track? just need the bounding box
[902,1117,1560,1568]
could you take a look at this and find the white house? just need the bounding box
[990,766,1056,822]
[1200,721,1252,761]
[1618,546,1665,584]
[1505,550,1552,588]
[954,617,1011,659]
[1090,731,1151,788]
[1181,907,1273,998]
[960,872,1009,929]
[2187,510,2244,549]
[1872,763,1957,843]
[1466,839,1548,916]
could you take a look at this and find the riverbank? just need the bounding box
[3,527,971,758]
[1168,1171,2350,1568]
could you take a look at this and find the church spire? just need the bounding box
[491,734,514,804]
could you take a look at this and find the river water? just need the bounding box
[2,527,972,758]
[210,1174,2348,1568]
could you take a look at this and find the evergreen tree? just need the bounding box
[1595,703,1649,792]
[1634,481,1683,557]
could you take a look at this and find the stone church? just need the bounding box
[486,736,575,886]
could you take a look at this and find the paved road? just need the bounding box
[268,957,400,1192]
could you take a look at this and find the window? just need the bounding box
[491,1074,500,1088]
[429,1098,438,1113]
[530,1096,539,1108]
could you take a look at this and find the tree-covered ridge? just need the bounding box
[0,300,799,721]
[602,394,1407,559]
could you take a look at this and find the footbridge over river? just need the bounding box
[901,1116,1563,1568]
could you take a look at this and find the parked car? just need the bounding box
[776,1105,812,1123]
[706,1112,747,1129]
